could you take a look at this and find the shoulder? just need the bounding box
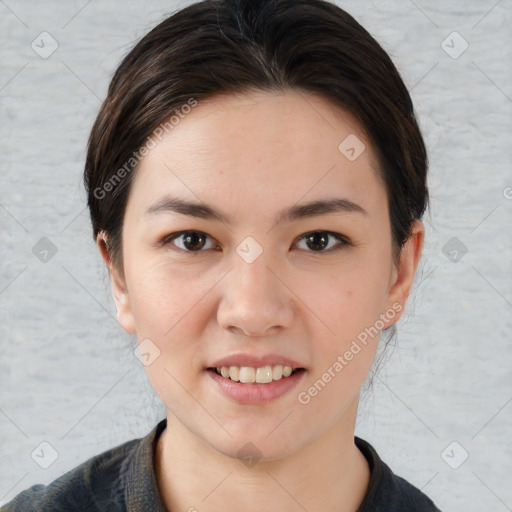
[0,437,140,512]
[355,436,443,512]
[0,421,166,512]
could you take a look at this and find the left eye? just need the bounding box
[295,231,349,252]
[162,230,349,253]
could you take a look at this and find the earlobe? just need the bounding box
[96,232,136,334]
[383,220,425,328]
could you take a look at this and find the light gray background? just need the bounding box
[1,1,511,510]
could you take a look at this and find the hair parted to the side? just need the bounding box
[84,0,428,271]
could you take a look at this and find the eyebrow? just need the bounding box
[145,196,368,225]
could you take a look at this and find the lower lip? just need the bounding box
[206,369,306,405]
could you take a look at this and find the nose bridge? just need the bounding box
[232,233,275,286]
[231,240,279,303]
[216,238,294,335]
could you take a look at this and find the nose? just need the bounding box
[217,251,295,337]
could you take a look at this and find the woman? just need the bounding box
[2,0,442,510]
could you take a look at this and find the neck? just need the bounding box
[155,400,370,512]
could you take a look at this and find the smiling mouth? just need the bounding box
[208,365,305,384]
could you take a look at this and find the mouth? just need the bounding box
[206,364,307,404]
[207,365,306,384]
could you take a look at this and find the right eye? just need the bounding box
[162,231,219,252]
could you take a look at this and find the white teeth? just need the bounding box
[229,366,240,382]
[239,367,255,383]
[256,366,273,384]
[214,364,297,383]
[272,365,283,380]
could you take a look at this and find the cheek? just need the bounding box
[125,259,211,405]
[309,259,390,333]
[124,256,222,374]
[298,277,382,416]
[125,255,204,335]
[302,255,391,385]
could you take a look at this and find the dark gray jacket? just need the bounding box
[1,419,442,511]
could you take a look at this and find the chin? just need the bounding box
[208,429,306,464]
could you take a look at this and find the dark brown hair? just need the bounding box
[84,0,428,270]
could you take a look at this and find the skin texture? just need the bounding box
[97,90,424,511]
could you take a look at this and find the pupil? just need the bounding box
[184,232,205,251]
[307,232,327,251]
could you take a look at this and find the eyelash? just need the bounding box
[160,230,351,254]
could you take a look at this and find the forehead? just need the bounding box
[129,89,385,218]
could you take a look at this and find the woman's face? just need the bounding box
[102,90,423,460]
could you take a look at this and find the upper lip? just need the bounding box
[208,354,305,369]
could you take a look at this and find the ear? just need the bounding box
[96,232,136,334]
[382,220,425,328]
